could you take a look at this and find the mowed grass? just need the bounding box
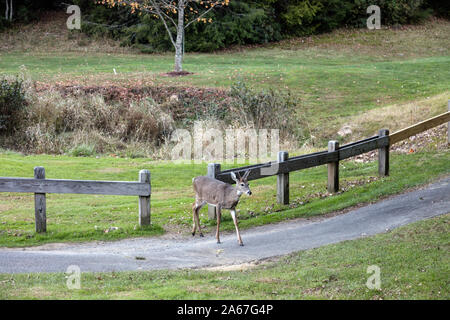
[1,213,448,300]
[0,148,448,247]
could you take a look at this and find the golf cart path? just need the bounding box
[0,176,449,274]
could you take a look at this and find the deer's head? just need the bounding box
[230,170,252,196]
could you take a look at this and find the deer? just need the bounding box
[192,170,252,246]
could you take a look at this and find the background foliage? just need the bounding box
[1,0,445,51]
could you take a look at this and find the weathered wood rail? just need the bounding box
[0,167,151,233]
[207,104,450,219]
[389,111,450,144]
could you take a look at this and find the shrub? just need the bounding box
[311,0,432,33]
[9,89,175,155]
[0,77,27,135]
[69,144,96,157]
[1,81,308,156]
[228,80,308,143]
[279,0,323,36]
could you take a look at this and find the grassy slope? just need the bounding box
[1,213,448,300]
[1,19,449,141]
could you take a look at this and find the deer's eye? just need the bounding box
[240,183,244,186]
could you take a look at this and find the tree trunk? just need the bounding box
[5,0,9,20]
[174,42,183,72]
[174,0,185,72]
[8,0,12,21]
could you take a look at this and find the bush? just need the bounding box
[0,80,308,156]
[12,89,175,155]
[0,77,27,135]
[69,144,96,157]
[228,80,308,143]
[311,0,432,33]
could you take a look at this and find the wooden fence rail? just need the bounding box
[0,167,151,233]
[389,110,450,144]
[207,106,450,219]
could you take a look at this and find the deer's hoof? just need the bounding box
[239,243,244,247]
[192,232,195,236]
[200,233,204,238]
[217,241,221,244]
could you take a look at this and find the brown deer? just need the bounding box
[192,170,251,246]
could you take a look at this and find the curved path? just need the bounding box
[0,177,449,274]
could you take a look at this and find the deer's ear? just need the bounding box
[243,170,250,181]
[230,172,239,183]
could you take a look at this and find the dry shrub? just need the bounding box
[5,87,174,156]
[2,80,305,158]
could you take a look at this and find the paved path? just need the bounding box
[0,177,449,274]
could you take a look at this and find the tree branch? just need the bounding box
[148,0,177,48]
[184,3,218,29]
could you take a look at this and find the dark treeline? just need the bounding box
[1,0,448,52]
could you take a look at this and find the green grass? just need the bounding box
[0,149,448,247]
[1,213,448,300]
[2,50,448,116]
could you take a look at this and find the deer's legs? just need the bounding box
[192,201,205,237]
[216,205,222,244]
[195,206,204,237]
[231,210,244,246]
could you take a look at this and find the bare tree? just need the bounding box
[102,0,230,72]
[5,0,13,21]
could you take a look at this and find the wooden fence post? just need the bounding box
[34,166,46,233]
[447,100,449,144]
[378,129,390,177]
[327,141,339,193]
[207,163,221,219]
[139,170,151,226]
[277,151,289,204]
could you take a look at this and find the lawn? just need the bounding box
[1,213,448,299]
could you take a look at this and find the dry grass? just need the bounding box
[0,11,131,54]
[202,262,259,272]
[2,83,175,156]
[336,92,450,143]
[276,18,450,59]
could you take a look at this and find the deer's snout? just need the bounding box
[247,190,252,196]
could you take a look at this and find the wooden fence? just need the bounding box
[207,105,450,219]
[0,167,151,233]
